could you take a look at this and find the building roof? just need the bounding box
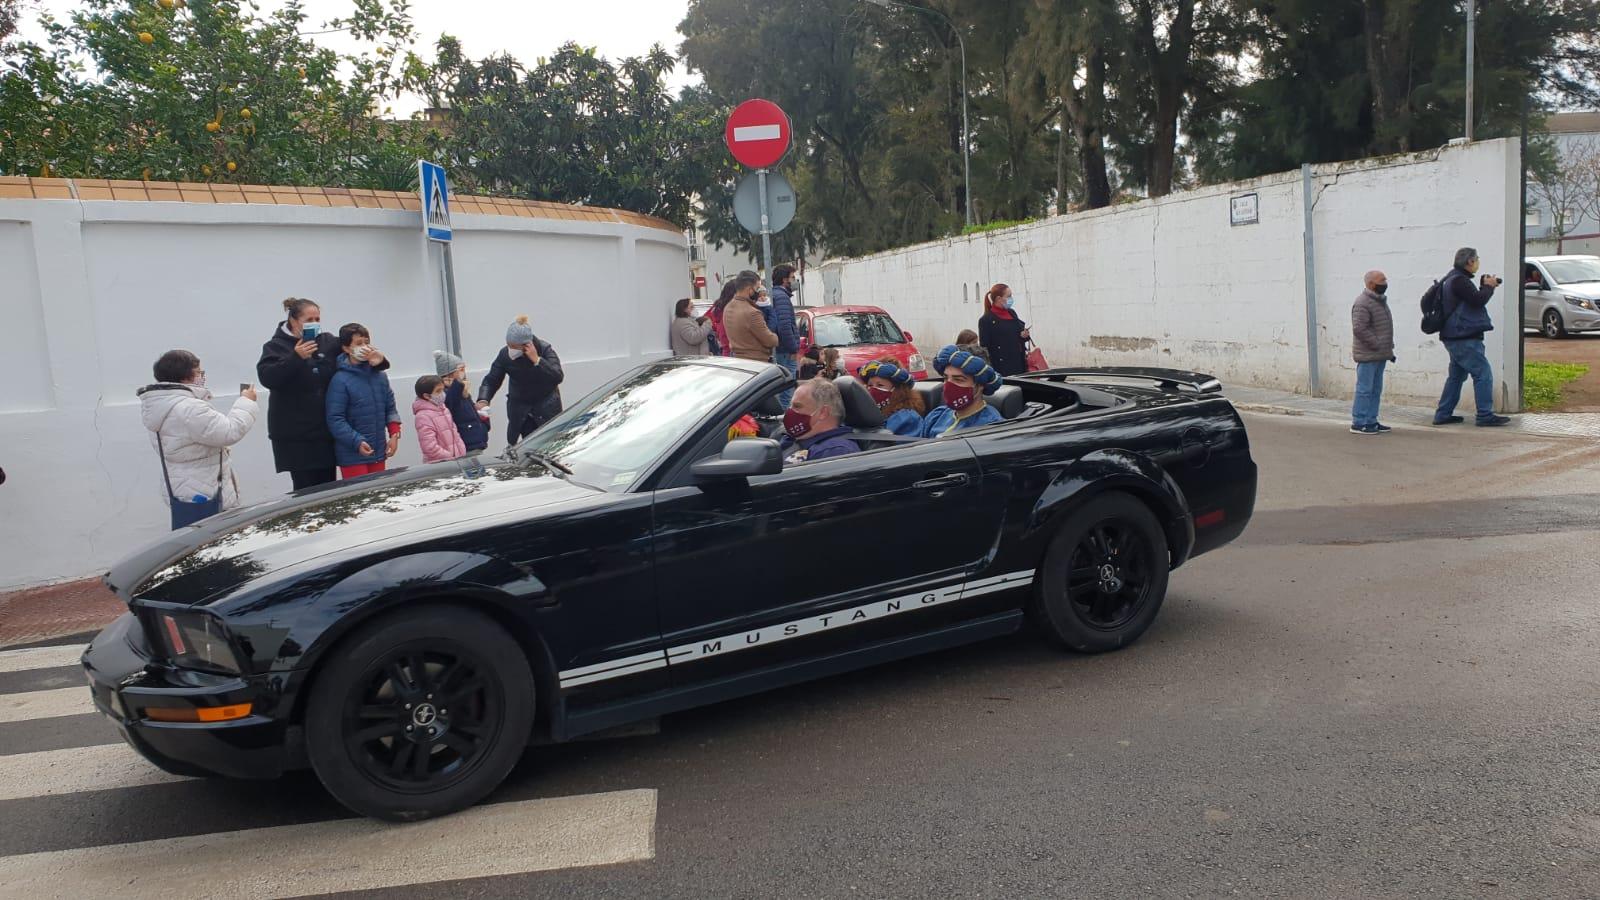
[0,176,680,232]
[1544,111,1600,135]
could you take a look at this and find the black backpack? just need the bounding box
[1419,273,1461,335]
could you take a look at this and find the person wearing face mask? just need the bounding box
[1350,270,1396,435]
[139,349,258,529]
[412,375,468,463]
[724,273,780,363]
[477,315,565,448]
[777,378,860,464]
[257,297,390,490]
[920,344,1005,438]
[433,350,490,453]
[978,283,1033,377]
[325,323,401,479]
[857,358,926,436]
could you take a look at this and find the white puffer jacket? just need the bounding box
[138,383,259,509]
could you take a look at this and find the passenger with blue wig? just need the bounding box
[858,358,926,436]
[921,344,1005,437]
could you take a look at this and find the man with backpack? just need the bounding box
[1424,247,1510,427]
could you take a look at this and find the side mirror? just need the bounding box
[692,438,783,481]
[902,330,914,342]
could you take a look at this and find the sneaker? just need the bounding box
[1374,423,1393,433]
[1433,415,1465,425]
[1349,424,1381,435]
[1476,415,1512,427]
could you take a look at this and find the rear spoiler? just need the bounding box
[1022,367,1224,395]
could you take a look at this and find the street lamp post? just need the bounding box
[1465,0,1476,141]
[861,0,972,227]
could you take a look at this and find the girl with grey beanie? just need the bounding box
[433,350,489,453]
[476,316,565,448]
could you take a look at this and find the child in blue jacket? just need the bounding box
[325,323,400,479]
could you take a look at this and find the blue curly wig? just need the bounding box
[933,345,1002,395]
[857,360,914,386]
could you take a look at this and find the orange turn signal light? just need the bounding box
[144,703,252,723]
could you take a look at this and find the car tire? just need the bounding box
[304,604,535,821]
[1030,492,1170,653]
[1543,309,1567,339]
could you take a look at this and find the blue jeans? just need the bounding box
[1352,360,1387,427]
[774,352,797,408]
[1435,339,1496,422]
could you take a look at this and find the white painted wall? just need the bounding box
[0,198,685,591]
[825,139,1522,411]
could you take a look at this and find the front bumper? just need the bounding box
[83,612,294,779]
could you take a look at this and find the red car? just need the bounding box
[796,305,927,379]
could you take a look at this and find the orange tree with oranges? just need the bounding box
[1,0,429,187]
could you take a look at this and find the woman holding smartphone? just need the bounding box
[256,298,389,490]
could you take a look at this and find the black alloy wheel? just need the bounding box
[306,605,535,821]
[1544,309,1567,339]
[344,647,499,793]
[1031,492,1170,653]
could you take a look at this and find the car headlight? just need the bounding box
[1562,295,1598,311]
[149,609,242,674]
[908,354,925,372]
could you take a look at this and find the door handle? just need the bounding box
[914,473,970,491]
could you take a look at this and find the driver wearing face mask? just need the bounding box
[777,378,860,464]
[920,344,1005,438]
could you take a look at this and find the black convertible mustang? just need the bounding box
[86,357,1256,820]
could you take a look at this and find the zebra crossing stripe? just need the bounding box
[0,645,85,674]
[0,743,189,801]
[0,688,90,724]
[0,789,658,897]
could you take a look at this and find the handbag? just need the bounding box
[1024,340,1050,373]
[155,406,225,529]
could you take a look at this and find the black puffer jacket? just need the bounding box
[477,338,564,443]
[256,325,389,472]
[978,311,1029,377]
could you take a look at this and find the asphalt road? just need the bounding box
[1,413,1596,898]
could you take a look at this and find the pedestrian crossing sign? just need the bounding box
[418,160,452,242]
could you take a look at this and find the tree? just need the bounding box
[1024,0,1118,208]
[1530,135,1600,254]
[1,0,430,186]
[421,41,733,225]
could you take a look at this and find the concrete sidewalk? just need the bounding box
[1224,384,1600,439]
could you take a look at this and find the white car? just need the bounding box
[1523,256,1600,338]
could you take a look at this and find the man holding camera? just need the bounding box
[1434,246,1511,427]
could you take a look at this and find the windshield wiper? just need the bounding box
[521,450,574,476]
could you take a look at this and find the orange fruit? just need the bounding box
[138,31,154,44]
[226,161,237,172]
[239,107,252,119]
[204,120,220,132]
[159,0,175,9]
[201,164,212,176]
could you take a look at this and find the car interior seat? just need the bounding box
[833,376,886,429]
[990,385,1025,419]
[914,381,944,415]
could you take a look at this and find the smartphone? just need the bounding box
[240,382,252,393]
[302,322,322,341]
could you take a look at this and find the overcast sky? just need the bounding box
[17,0,699,109]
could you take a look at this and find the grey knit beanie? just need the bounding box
[505,315,535,346]
[433,350,463,376]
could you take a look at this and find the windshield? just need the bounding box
[516,362,752,491]
[812,312,906,347]
[1543,258,1600,285]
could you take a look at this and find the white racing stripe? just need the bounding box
[0,743,190,801]
[0,687,90,724]
[0,789,658,897]
[0,644,86,674]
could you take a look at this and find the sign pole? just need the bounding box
[441,243,462,356]
[757,167,774,278]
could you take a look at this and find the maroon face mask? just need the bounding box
[782,408,813,438]
[867,385,894,408]
[943,381,976,411]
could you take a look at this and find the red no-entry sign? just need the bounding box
[725,99,792,169]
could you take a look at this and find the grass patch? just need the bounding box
[1523,361,1590,411]
[961,218,1035,235]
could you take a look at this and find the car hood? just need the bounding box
[107,458,598,606]
[1555,281,1600,298]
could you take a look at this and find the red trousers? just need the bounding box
[339,461,386,479]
